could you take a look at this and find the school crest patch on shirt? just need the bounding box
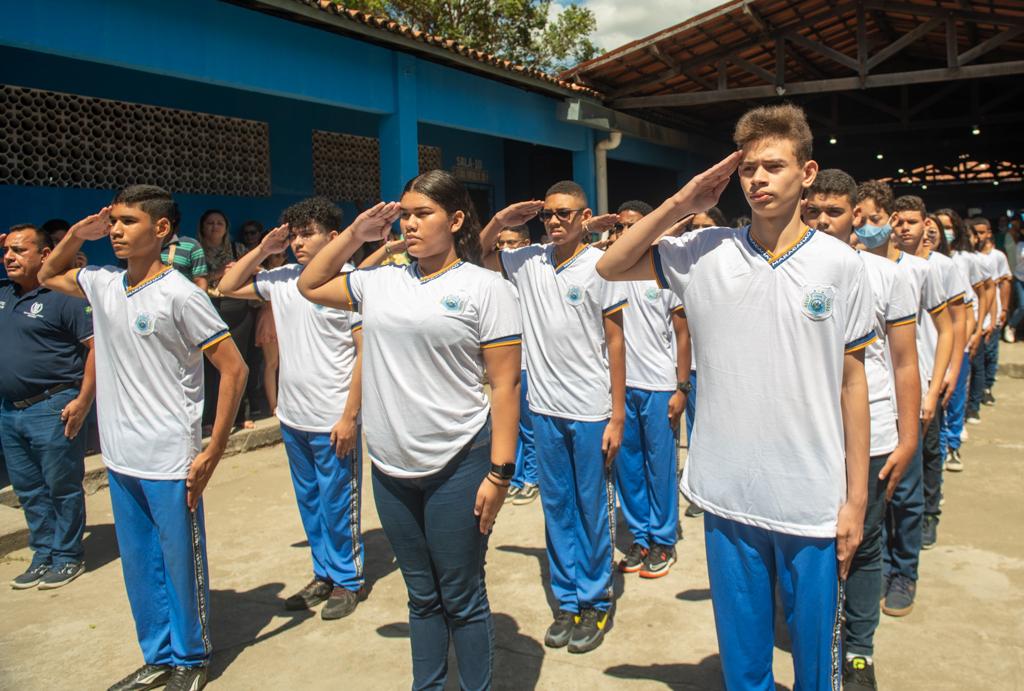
[564,284,585,306]
[440,293,465,314]
[644,286,661,302]
[801,285,835,321]
[133,311,156,336]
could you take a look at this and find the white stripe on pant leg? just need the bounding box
[831,577,845,691]
[189,509,212,657]
[348,448,363,581]
[604,467,617,601]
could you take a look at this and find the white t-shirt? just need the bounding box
[253,263,360,433]
[894,252,947,388]
[623,280,684,391]
[654,226,875,538]
[980,249,1012,328]
[75,266,229,480]
[860,251,917,457]
[500,244,628,421]
[344,260,521,478]
[920,251,967,378]
[1014,241,1024,282]
[951,251,985,324]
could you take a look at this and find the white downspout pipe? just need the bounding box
[595,131,622,216]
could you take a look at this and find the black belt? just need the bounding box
[11,382,77,410]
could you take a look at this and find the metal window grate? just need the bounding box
[0,84,271,196]
[312,130,441,202]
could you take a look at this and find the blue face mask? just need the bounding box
[855,222,892,249]
[944,229,956,244]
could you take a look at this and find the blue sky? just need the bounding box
[573,0,726,52]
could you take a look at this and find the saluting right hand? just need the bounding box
[259,223,291,255]
[495,200,544,227]
[69,207,112,241]
[670,150,742,214]
[350,202,402,243]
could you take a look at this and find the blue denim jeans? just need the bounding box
[372,422,493,691]
[0,388,87,567]
[1010,278,1024,332]
[844,454,889,656]
[984,330,1000,390]
[884,420,925,581]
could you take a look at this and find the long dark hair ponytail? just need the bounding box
[403,170,482,265]
[936,208,973,253]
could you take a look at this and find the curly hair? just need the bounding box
[856,180,895,215]
[280,196,343,233]
[404,170,482,265]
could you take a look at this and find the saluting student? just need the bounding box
[298,170,521,691]
[218,197,366,621]
[599,104,875,691]
[607,200,689,580]
[481,182,628,654]
[39,185,248,691]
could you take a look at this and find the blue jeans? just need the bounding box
[0,388,87,567]
[372,422,493,691]
[844,455,889,656]
[941,352,971,453]
[511,371,537,489]
[984,330,1000,390]
[884,421,925,581]
[279,424,364,591]
[968,339,987,413]
[1010,278,1024,331]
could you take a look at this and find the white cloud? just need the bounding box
[574,0,726,53]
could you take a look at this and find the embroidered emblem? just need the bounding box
[644,286,661,302]
[133,311,156,336]
[801,285,835,321]
[565,284,585,306]
[441,293,464,313]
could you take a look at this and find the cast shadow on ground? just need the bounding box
[375,613,544,691]
[82,523,120,571]
[605,655,793,691]
[291,527,397,597]
[496,544,626,617]
[676,587,711,601]
[207,582,313,682]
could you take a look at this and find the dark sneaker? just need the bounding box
[880,572,893,601]
[10,562,50,590]
[982,389,995,406]
[503,486,521,504]
[321,586,364,620]
[165,665,207,691]
[945,448,964,472]
[37,561,84,590]
[921,516,938,550]
[639,545,677,579]
[285,577,333,610]
[512,483,539,505]
[966,409,981,425]
[567,608,609,654]
[882,574,916,617]
[107,664,173,691]
[544,610,576,648]
[843,655,878,690]
[684,503,704,517]
[618,542,648,573]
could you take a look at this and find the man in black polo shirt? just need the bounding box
[1,225,95,589]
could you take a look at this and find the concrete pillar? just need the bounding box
[379,52,419,202]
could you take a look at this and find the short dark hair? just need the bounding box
[280,197,343,232]
[856,180,895,215]
[499,224,530,238]
[968,215,991,230]
[808,168,857,207]
[732,215,751,228]
[8,223,53,251]
[701,207,728,226]
[41,218,70,235]
[617,200,653,216]
[545,180,588,206]
[111,185,180,231]
[894,195,927,215]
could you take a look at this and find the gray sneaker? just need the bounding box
[107,663,173,691]
[503,486,521,504]
[321,586,364,620]
[11,562,50,590]
[945,448,964,472]
[567,608,609,654]
[544,610,576,648]
[285,577,332,610]
[512,483,539,505]
[882,574,916,617]
[165,665,207,691]
[37,561,84,590]
[921,515,938,550]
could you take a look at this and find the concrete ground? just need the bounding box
[2,348,1023,690]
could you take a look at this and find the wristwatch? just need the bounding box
[490,462,516,480]
[676,380,693,394]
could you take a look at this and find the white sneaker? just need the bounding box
[960,429,969,442]
[1003,326,1016,343]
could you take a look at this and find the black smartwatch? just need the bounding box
[490,462,516,480]
[676,380,693,394]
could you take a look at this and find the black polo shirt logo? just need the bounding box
[23,301,45,319]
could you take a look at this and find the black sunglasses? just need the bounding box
[538,208,584,222]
